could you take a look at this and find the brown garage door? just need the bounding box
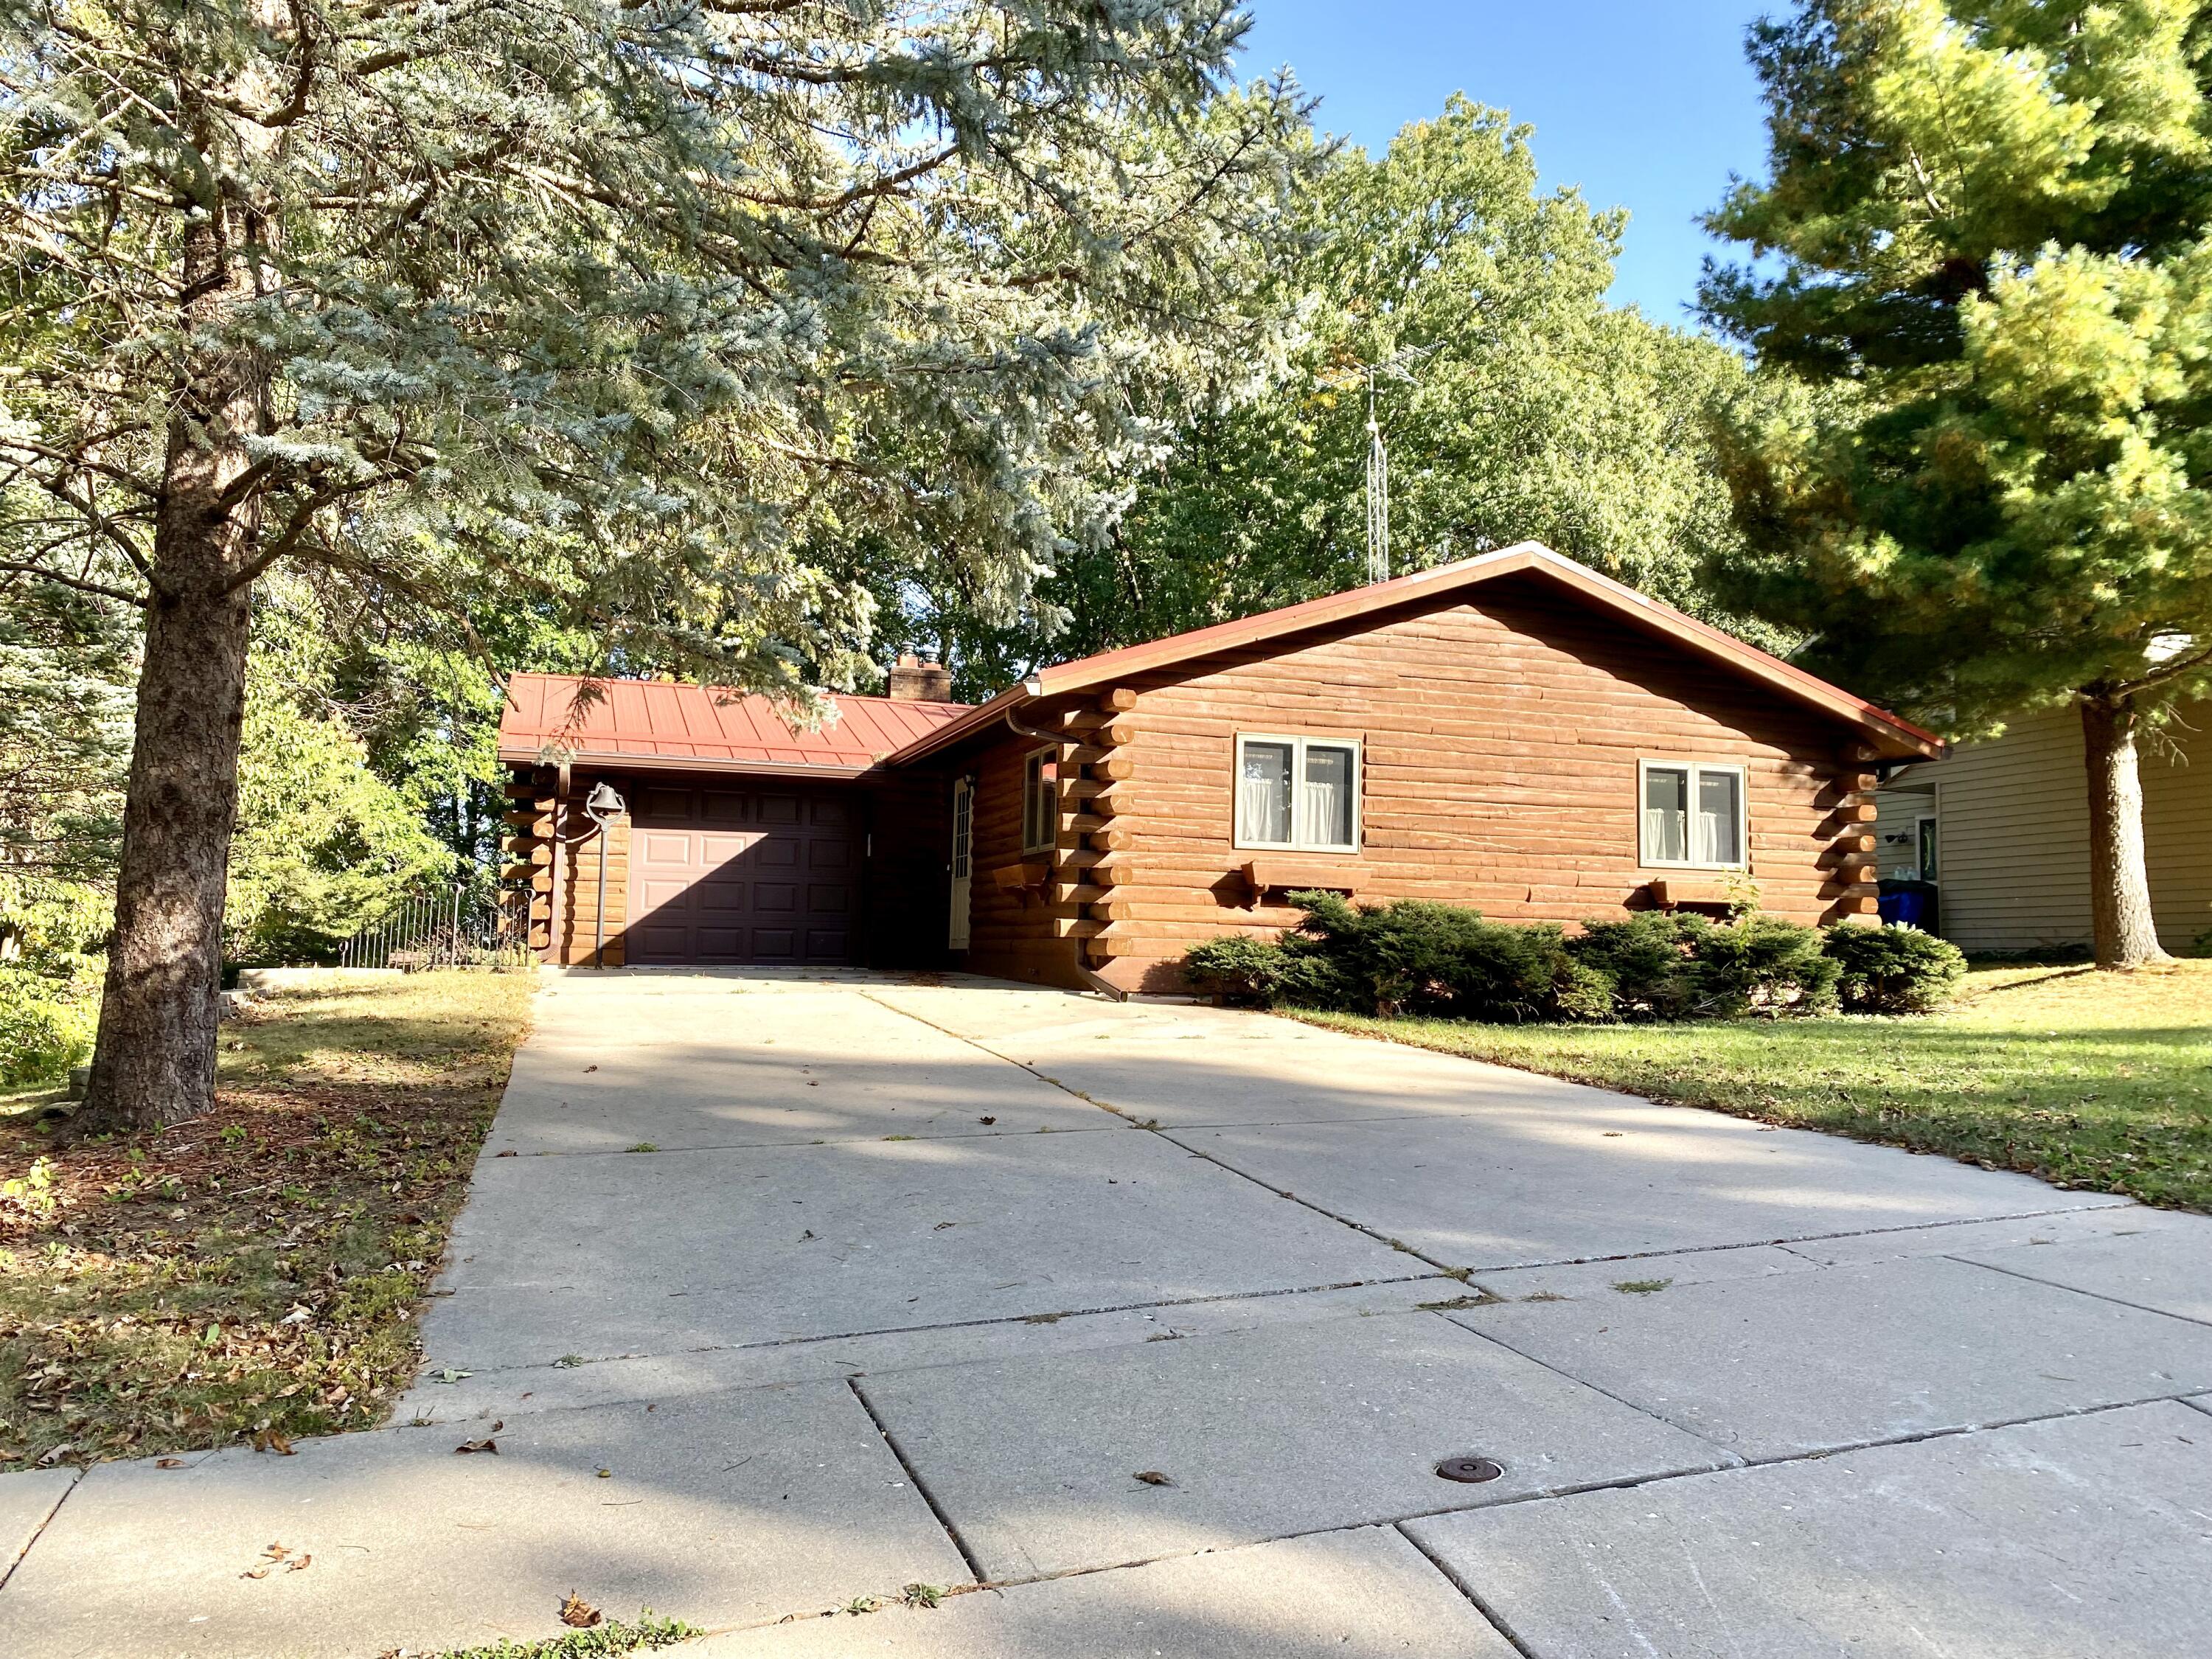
[624,782,860,965]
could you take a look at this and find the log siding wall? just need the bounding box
[506,767,631,967]
[1084,578,1867,992]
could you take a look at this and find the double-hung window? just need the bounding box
[1020,748,1057,855]
[1639,761,1746,869]
[1235,734,1360,853]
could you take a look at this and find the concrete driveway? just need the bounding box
[7,970,2212,1658]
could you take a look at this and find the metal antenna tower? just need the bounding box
[1364,368,1389,585]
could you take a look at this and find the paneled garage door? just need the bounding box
[624,782,860,965]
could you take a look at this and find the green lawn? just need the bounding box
[0,970,535,1471]
[1287,960,2212,1212]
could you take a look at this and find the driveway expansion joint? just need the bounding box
[1391,1520,1542,1659]
[0,1467,79,1591]
[846,1378,989,1587]
[1943,1248,2212,1329]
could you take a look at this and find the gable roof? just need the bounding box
[888,542,1943,765]
[498,672,970,779]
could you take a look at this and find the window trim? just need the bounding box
[1020,745,1058,855]
[1637,758,1750,872]
[1233,732,1364,855]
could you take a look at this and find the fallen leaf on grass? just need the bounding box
[35,1443,74,1467]
[1133,1470,1175,1486]
[559,1590,602,1628]
[454,1439,498,1455]
[252,1430,294,1455]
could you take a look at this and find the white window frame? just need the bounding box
[1637,759,1749,871]
[1020,746,1057,855]
[1233,733,1363,855]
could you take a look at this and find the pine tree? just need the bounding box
[1701,0,2212,967]
[0,0,1309,1127]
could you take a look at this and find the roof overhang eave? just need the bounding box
[496,746,879,782]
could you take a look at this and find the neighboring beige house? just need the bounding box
[1877,701,2212,955]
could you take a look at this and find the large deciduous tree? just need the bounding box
[0,0,1308,1129]
[1701,0,2212,967]
[849,96,1759,689]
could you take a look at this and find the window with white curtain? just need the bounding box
[1639,761,1746,869]
[1236,734,1360,852]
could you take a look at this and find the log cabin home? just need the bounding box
[498,542,1941,993]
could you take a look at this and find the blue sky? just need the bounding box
[1236,1,1778,324]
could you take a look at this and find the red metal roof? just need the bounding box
[498,672,971,777]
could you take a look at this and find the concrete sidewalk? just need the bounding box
[5,969,2209,1658]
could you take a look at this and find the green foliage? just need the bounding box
[856,94,1769,689]
[1826,922,1968,1013]
[226,608,452,966]
[1183,934,1297,1002]
[1677,912,1841,1018]
[0,0,1315,700]
[0,874,105,1084]
[0,970,94,1086]
[1189,895,1610,1024]
[1570,914,1702,1019]
[430,1612,700,1659]
[1189,895,1958,1026]
[1700,0,2212,735]
[0,583,131,884]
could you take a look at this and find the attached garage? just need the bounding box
[625,783,860,965]
[498,668,967,967]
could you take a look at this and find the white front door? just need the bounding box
[947,776,973,950]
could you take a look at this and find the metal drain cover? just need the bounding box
[1435,1455,1505,1484]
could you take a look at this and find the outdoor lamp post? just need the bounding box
[583,782,627,969]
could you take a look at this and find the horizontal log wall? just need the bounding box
[506,768,631,967]
[1079,572,1874,992]
[961,731,1085,987]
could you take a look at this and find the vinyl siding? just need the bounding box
[1877,702,2212,953]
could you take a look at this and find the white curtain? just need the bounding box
[1694,771,1742,865]
[1239,774,1290,844]
[1297,748,1354,847]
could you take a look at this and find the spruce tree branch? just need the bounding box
[0,435,164,498]
[0,557,146,605]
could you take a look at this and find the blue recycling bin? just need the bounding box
[1877,879,1939,932]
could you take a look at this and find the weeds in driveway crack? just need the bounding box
[412,1609,700,1659]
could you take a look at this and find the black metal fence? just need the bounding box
[336,886,534,971]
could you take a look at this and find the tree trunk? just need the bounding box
[2080,692,2172,970]
[79,131,270,1131]
[79,563,254,1131]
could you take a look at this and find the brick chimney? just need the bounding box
[886,651,953,702]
